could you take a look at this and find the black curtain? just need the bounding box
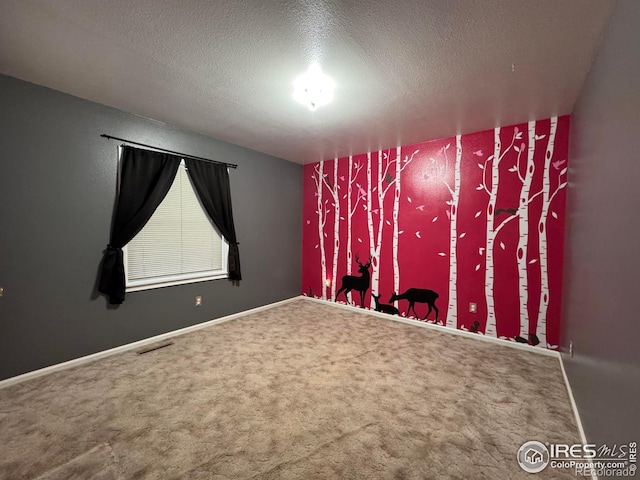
[185,158,242,283]
[98,147,181,304]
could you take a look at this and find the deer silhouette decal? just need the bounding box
[390,288,439,322]
[335,255,372,307]
[372,294,399,315]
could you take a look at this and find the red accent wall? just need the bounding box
[302,116,569,348]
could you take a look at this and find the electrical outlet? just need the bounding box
[569,341,573,357]
[469,302,477,313]
[195,296,202,307]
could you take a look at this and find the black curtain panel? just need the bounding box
[185,158,242,283]
[98,147,181,304]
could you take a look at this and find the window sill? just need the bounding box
[126,273,229,293]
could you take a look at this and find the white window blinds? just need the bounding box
[124,161,227,290]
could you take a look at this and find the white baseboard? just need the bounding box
[558,354,597,480]
[0,296,301,389]
[301,296,560,358]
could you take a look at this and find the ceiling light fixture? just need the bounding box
[293,63,335,112]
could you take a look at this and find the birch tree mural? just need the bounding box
[536,116,566,347]
[302,115,569,347]
[366,151,376,307]
[366,149,417,309]
[392,147,419,307]
[312,161,328,299]
[392,146,402,307]
[345,155,365,303]
[317,158,341,300]
[480,127,521,336]
[435,137,462,328]
[514,121,537,341]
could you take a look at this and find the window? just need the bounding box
[124,160,228,291]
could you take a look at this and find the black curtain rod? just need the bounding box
[100,134,238,169]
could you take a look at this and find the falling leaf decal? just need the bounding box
[342,194,347,199]
[438,252,446,256]
[529,259,538,264]
[474,211,482,218]
[500,242,506,250]
[479,247,485,255]
[478,163,484,169]
[445,143,451,150]
[386,220,391,226]
[432,217,438,222]
[476,185,484,191]
[473,150,483,156]
[357,238,363,243]
[416,205,425,211]
[306,220,311,225]
[407,196,412,203]
[399,230,404,234]
[340,216,345,220]
[475,264,481,271]
[415,231,421,239]
[459,232,466,238]
[551,211,558,219]
[535,134,546,140]
[446,211,451,220]
[315,245,319,249]
[339,175,345,181]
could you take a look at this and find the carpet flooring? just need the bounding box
[0,299,579,479]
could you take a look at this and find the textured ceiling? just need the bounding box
[0,0,613,164]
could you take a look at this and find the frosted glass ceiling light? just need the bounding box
[293,63,335,111]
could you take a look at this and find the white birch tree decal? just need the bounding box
[344,155,364,303]
[317,158,340,300]
[392,146,402,307]
[511,120,547,342]
[312,161,328,299]
[536,116,566,347]
[479,127,521,336]
[392,147,419,307]
[366,151,376,307]
[436,136,462,328]
[366,148,418,308]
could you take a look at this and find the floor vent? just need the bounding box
[136,341,174,355]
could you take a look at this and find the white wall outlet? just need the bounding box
[195,296,202,307]
[469,302,477,313]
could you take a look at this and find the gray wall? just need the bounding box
[0,74,302,380]
[562,0,640,447]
